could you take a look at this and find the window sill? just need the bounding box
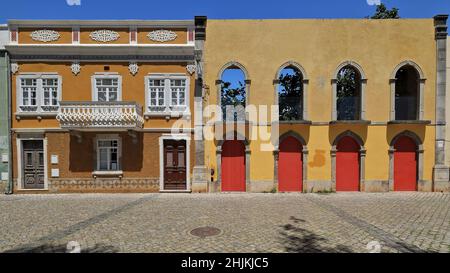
[92,170,123,178]
[15,112,58,120]
[387,120,431,125]
[329,120,371,125]
[144,112,191,120]
[274,120,312,125]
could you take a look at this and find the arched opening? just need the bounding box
[336,66,362,120]
[394,65,420,120]
[278,66,304,121]
[221,140,246,191]
[278,136,303,192]
[220,65,246,121]
[393,136,418,191]
[336,136,360,191]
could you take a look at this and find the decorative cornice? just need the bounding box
[434,14,448,40]
[89,29,120,42]
[11,54,195,62]
[147,30,177,42]
[30,29,60,42]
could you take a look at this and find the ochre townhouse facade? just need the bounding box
[5,17,209,193]
[2,15,450,194]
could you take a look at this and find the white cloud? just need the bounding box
[366,0,381,5]
[66,0,81,6]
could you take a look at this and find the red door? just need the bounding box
[394,136,417,191]
[221,140,246,191]
[278,136,303,192]
[336,136,360,191]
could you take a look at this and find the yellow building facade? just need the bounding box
[203,17,450,192]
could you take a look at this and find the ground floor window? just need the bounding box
[96,138,121,171]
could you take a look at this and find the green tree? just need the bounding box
[221,81,246,120]
[336,67,360,120]
[278,70,303,121]
[370,3,400,19]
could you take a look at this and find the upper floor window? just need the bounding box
[220,65,247,121]
[16,74,62,114]
[336,66,362,120]
[92,74,122,102]
[277,66,304,121]
[394,65,420,120]
[145,74,189,115]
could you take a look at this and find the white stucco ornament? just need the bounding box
[147,30,177,42]
[186,63,196,75]
[71,62,81,76]
[128,62,139,76]
[11,63,19,74]
[30,29,61,42]
[89,30,120,42]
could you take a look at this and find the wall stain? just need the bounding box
[308,150,326,168]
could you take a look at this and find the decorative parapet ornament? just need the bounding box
[11,63,19,74]
[71,62,81,76]
[186,63,196,75]
[89,30,120,42]
[147,30,177,42]
[128,62,139,76]
[30,29,60,42]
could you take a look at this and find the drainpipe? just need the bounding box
[5,51,12,194]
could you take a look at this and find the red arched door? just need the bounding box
[394,136,417,191]
[221,140,246,191]
[336,136,360,191]
[278,136,303,192]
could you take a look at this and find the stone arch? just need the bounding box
[215,130,251,191]
[273,131,309,191]
[274,61,310,120]
[388,130,424,191]
[216,61,251,120]
[389,60,426,120]
[331,61,368,120]
[331,130,366,192]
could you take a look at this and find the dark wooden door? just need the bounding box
[23,140,45,189]
[163,139,187,190]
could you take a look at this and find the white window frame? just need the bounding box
[91,73,122,102]
[144,73,190,117]
[94,134,122,175]
[16,73,62,115]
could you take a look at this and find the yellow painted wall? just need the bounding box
[204,19,437,184]
[12,62,195,129]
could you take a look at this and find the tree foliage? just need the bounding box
[336,67,360,120]
[278,70,303,121]
[370,3,400,19]
[221,81,246,120]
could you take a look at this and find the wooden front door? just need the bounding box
[394,136,417,191]
[336,136,360,191]
[163,139,187,190]
[221,140,246,192]
[278,136,303,192]
[22,140,45,189]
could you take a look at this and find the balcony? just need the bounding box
[57,101,144,130]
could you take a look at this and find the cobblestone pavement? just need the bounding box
[0,192,449,253]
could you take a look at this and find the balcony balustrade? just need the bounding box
[57,101,144,130]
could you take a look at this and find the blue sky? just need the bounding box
[0,0,449,23]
